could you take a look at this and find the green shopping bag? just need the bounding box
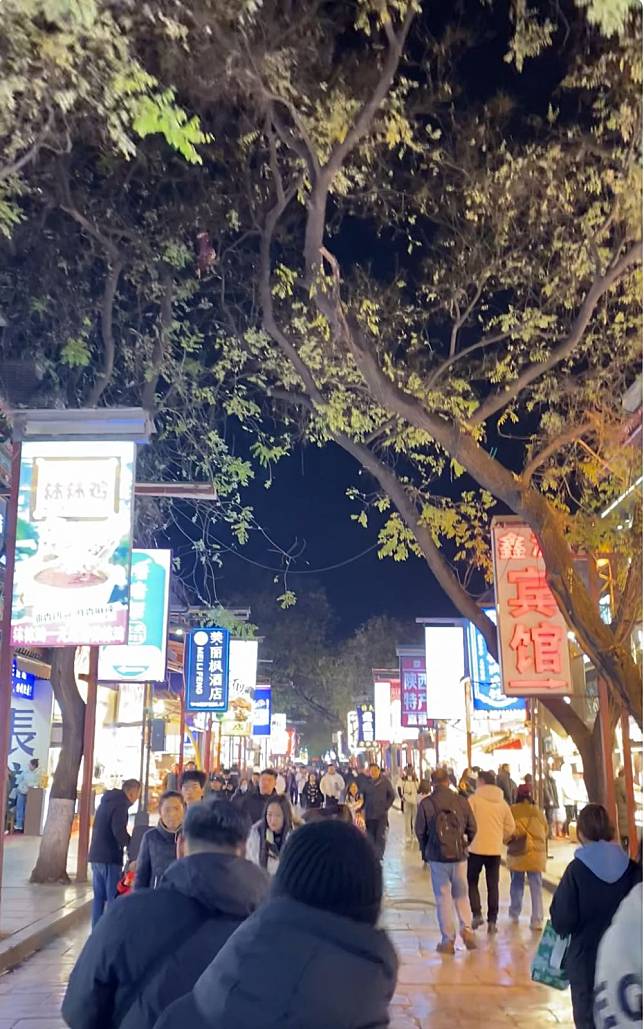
[530,920,570,990]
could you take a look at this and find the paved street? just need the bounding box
[0,811,573,1028]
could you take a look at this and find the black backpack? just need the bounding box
[429,800,466,862]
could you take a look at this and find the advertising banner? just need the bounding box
[466,609,525,715]
[399,655,428,728]
[252,685,272,736]
[424,626,467,720]
[356,703,375,748]
[99,549,171,683]
[11,439,136,647]
[491,520,572,697]
[10,678,53,775]
[270,713,288,754]
[373,679,392,742]
[220,640,258,736]
[184,627,231,712]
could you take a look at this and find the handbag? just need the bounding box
[530,920,570,990]
[507,832,528,857]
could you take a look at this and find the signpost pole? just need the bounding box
[143,683,152,811]
[620,710,638,858]
[216,717,222,771]
[204,716,212,776]
[137,685,147,812]
[76,646,99,883]
[0,442,21,904]
[464,677,473,769]
[178,691,186,774]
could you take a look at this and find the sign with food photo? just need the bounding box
[11,440,136,647]
[220,639,258,736]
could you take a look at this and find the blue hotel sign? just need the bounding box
[184,627,231,712]
[12,661,35,700]
[467,610,525,714]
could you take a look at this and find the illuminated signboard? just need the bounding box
[184,627,231,712]
[220,640,258,736]
[466,609,525,714]
[252,685,272,737]
[99,549,171,683]
[424,626,467,721]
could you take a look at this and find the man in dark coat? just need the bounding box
[134,791,184,890]
[362,764,396,860]
[154,819,398,1029]
[232,767,277,825]
[62,798,268,1029]
[88,779,140,928]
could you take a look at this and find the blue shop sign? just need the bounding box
[467,611,525,714]
[184,627,230,712]
[12,661,35,700]
[252,686,272,736]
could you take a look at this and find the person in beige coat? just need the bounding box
[467,770,515,933]
[507,784,548,930]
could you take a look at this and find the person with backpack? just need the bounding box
[61,799,268,1029]
[507,783,548,930]
[467,769,515,934]
[415,767,478,954]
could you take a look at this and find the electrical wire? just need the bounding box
[197,537,381,574]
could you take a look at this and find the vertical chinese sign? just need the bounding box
[491,520,572,697]
[11,440,136,647]
[98,549,171,682]
[399,655,428,728]
[184,627,231,712]
[356,703,375,749]
[252,686,272,736]
[466,610,525,715]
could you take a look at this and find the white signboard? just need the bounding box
[425,625,466,720]
[270,712,288,755]
[220,640,258,736]
[9,678,53,776]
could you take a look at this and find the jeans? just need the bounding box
[15,792,27,831]
[509,870,543,925]
[91,863,122,928]
[467,853,501,923]
[429,861,472,943]
[365,817,388,861]
[404,802,417,841]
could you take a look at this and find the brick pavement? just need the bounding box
[0,810,575,1028]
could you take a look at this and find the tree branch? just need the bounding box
[142,269,174,412]
[85,258,123,407]
[469,241,642,425]
[0,108,54,183]
[522,422,595,482]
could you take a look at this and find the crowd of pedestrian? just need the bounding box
[62,759,640,1029]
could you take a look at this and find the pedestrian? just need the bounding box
[14,758,40,832]
[614,769,629,851]
[467,769,515,934]
[246,794,294,875]
[415,767,478,954]
[62,799,268,1029]
[180,770,207,808]
[220,771,236,801]
[88,779,141,928]
[594,881,642,1029]
[496,763,517,806]
[301,771,324,810]
[164,763,180,792]
[295,766,307,805]
[275,769,287,795]
[320,762,345,806]
[544,769,560,840]
[550,803,641,1029]
[401,765,419,846]
[363,763,396,861]
[155,819,398,1029]
[344,780,366,832]
[232,767,277,825]
[507,783,547,930]
[458,768,476,799]
[134,791,185,890]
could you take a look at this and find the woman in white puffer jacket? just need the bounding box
[401,766,419,844]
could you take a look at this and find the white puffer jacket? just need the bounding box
[402,778,419,805]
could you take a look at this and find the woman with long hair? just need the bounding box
[301,771,323,810]
[246,794,294,876]
[345,779,366,832]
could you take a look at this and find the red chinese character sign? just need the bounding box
[491,520,572,697]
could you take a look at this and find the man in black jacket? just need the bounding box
[415,768,478,954]
[232,767,277,825]
[62,798,268,1029]
[362,764,396,860]
[88,779,140,928]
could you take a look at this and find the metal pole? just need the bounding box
[137,684,147,813]
[178,691,185,774]
[435,724,440,768]
[204,716,212,776]
[620,711,638,858]
[464,678,473,769]
[76,646,99,883]
[0,443,21,905]
[143,683,152,811]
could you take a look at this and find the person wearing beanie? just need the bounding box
[507,784,548,930]
[154,820,399,1029]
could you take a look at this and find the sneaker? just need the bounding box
[472,915,484,930]
[461,929,478,950]
[509,914,520,924]
[487,922,498,935]
[436,940,456,955]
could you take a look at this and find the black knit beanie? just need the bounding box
[273,819,382,925]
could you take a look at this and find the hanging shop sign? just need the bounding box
[11,661,35,700]
[184,627,231,712]
[270,712,288,755]
[252,685,272,736]
[466,610,525,714]
[10,678,52,774]
[399,654,429,728]
[219,640,258,736]
[11,439,136,647]
[491,519,572,697]
[347,709,359,752]
[356,703,375,748]
[99,549,171,683]
[424,625,467,720]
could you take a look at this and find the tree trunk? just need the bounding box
[30,648,85,884]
